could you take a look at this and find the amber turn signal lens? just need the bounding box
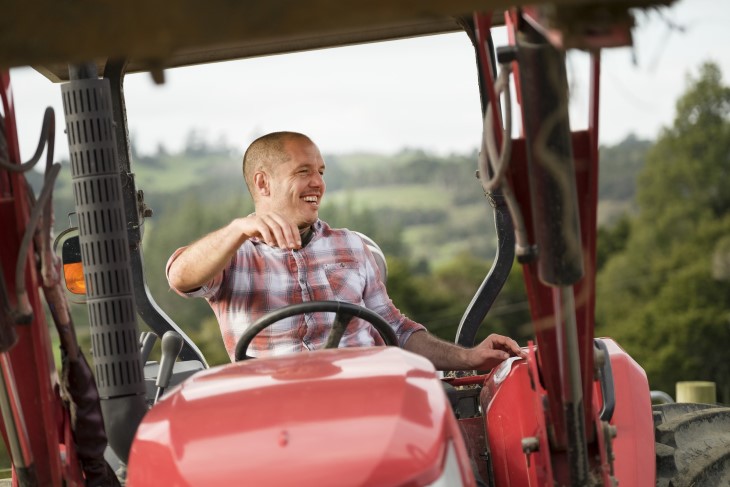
[63,262,86,294]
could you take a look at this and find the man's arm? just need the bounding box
[167,212,302,293]
[403,330,525,371]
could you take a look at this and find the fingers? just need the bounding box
[262,213,301,249]
[468,347,510,370]
[245,213,302,249]
[464,334,526,370]
[487,333,526,358]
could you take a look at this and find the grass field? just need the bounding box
[327,184,452,211]
[133,153,238,194]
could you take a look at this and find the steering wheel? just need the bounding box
[234,300,398,361]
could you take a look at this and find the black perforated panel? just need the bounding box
[62,78,144,399]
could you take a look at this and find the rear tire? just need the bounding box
[653,403,730,486]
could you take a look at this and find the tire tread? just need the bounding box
[653,403,730,487]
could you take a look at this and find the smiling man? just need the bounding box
[166,131,524,368]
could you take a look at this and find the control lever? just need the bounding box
[154,331,184,403]
[140,332,158,365]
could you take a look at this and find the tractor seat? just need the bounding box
[354,231,388,284]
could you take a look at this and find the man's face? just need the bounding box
[267,138,326,229]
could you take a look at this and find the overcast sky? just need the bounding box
[8,0,730,161]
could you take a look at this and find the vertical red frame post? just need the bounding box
[0,71,68,486]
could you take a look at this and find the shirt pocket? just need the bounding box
[322,260,363,302]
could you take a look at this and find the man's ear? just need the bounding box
[253,171,270,197]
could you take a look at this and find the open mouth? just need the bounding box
[302,195,320,207]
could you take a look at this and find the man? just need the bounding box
[167,131,524,369]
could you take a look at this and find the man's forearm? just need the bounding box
[403,330,472,371]
[404,329,522,372]
[167,219,248,292]
[168,211,303,293]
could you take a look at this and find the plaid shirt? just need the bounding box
[166,220,424,360]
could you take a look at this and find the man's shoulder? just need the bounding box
[316,220,361,243]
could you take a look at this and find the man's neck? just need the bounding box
[299,225,314,247]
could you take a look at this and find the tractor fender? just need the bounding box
[479,339,655,487]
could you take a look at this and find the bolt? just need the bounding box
[521,436,540,454]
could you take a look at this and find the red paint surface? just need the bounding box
[510,131,598,454]
[481,351,553,487]
[481,339,654,486]
[128,347,474,486]
[602,339,655,486]
[0,71,68,486]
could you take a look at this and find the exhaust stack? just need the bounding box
[61,66,146,463]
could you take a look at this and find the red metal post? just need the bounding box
[482,11,603,483]
[0,71,67,486]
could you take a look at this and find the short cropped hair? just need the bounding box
[242,132,312,198]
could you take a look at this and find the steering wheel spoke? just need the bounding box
[324,311,354,348]
[234,301,398,361]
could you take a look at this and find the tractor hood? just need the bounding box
[127,347,468,486]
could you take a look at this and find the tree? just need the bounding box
[184,128,210,156]
[385,253,530,345]
[597,62,730,402]
[598,134,651,201]
[596,216,630,271]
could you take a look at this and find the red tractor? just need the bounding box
[1,1,728,486]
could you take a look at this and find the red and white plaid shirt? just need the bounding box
[166,220,424,361]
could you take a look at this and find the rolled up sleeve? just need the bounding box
[165,246,223,299]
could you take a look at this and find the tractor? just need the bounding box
[0,0,729,486]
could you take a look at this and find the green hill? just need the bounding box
[30,135,649,271]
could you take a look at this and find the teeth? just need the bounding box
[303,196,318,202]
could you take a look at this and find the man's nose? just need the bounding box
[310,172,325,188]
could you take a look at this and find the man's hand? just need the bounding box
[464,333,526,371]
[240,212,302,250]
[404,330,525,371]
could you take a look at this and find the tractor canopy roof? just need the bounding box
[0,0,665,82]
